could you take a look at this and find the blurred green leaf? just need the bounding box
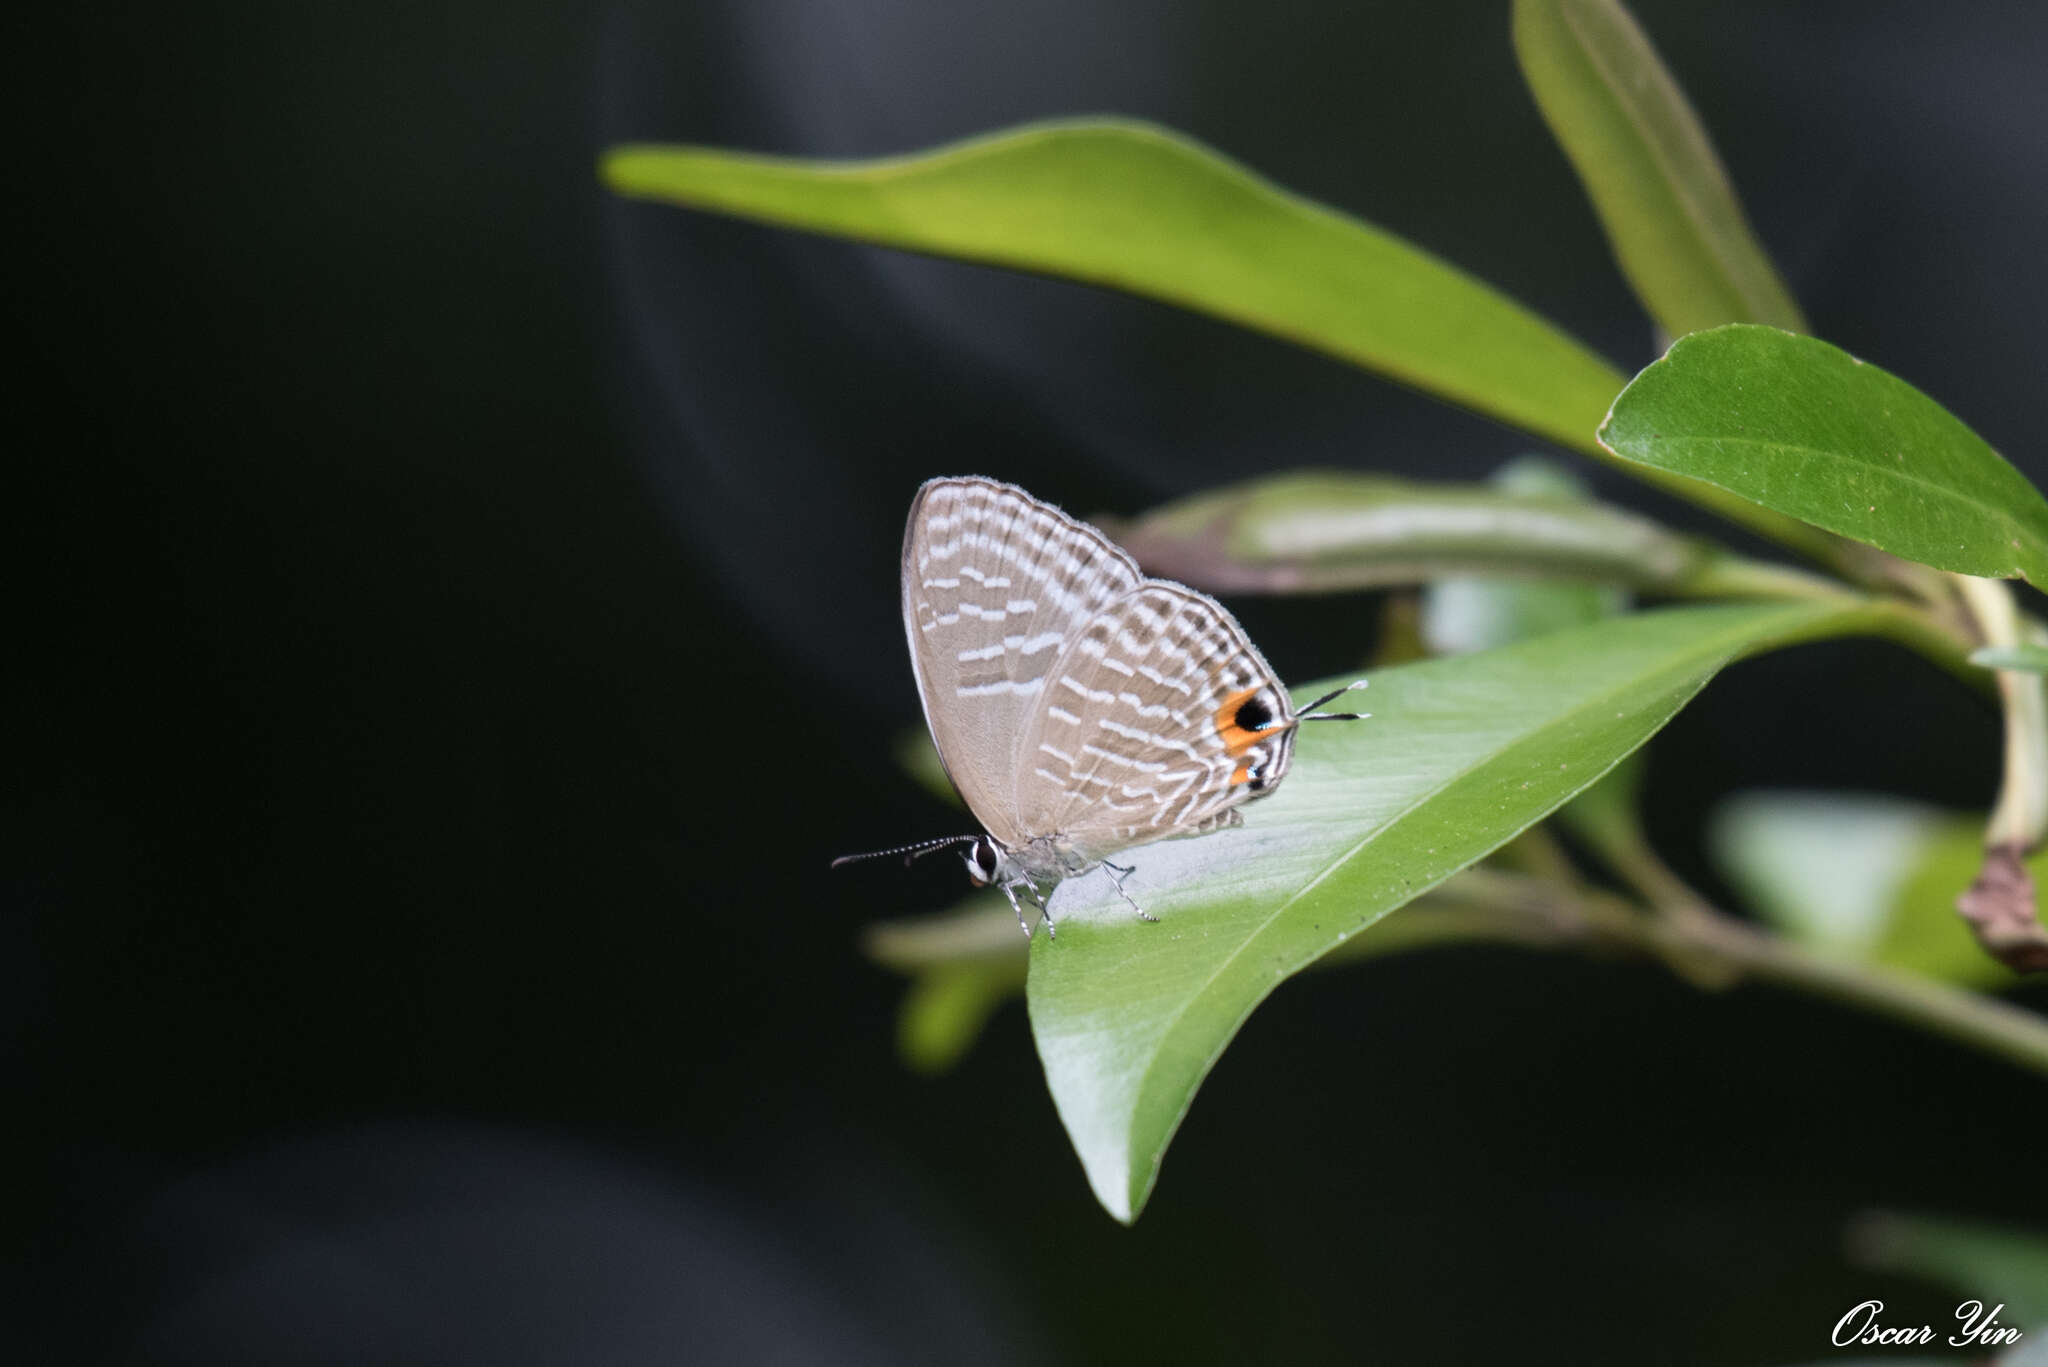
[1849,1210,2048,1328]
[1973,645,2048,674]
[604,120,1624,454]
[1113,468,1706,598]
[1421,575,1623,655]
[1601,326,2048,587]
[1027,599,1874,1221]
[1709,791,2020,989]
[865,897,1027,1073]
[899,963,1025,1074]
[1513,0,1805,337]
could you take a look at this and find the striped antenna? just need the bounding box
[1298,679,1370,722]
[830,835,980,870]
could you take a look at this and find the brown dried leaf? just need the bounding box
[1956,844,2048,974]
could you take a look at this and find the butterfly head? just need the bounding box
[964,834,1006,887]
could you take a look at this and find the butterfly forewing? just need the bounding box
[1013,582,1297,867]
[901,477,1143,847]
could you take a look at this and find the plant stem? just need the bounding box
[1673,553,1858,604]
[1652,912,2048,1075]
[1488,824,1582,884]
[1765,598,1993,700]
[1539,760,2048,1071]
[1435,866,2048,1076]
[1362,868,2048,1075]
[1654,553,1989,696]
[1955,575,2048,852]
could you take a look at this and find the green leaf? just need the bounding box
[1026,599,1871,1221]
[1973,645,2048,675]
[1708,791,2019,989]
[1513,0,1805,337]
[898,963,1025,1074]
[603,120,1625,454]
[1111,468,1706,598]
[1848,1211,2048,1328]
[1601,326,2048,587]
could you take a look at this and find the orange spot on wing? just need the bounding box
[1229,758,1254,786]
[1214,685,1291,756]
[1213,687,1264,755]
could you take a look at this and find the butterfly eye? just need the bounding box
[968,838,1001,884]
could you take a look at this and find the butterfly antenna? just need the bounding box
[830,835,979,870]
[1299,679,1371,722]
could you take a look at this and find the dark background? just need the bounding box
[15,2,2048,1362]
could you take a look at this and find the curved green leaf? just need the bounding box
[1026,599,1872,1222]
[1111,468,1706,597]
[1513,0,1805,337]
[604,120,1625,454]
[898,963,1025,1074]
[1601,326,2048,587]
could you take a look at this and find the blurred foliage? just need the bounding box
[1849,1210,2048,1329]
[1712,793,2023,990]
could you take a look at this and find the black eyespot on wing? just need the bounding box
[1247,772,1269,793]
[1234,693,1275,732]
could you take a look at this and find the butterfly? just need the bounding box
[836,476,1365,938]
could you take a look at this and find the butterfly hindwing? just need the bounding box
[1012,582,1297,867]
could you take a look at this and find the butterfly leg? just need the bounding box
[997,879,1033,939]
[1101,860,1158,923]
[1024,880,1056,940]
[1001,877,1056,940]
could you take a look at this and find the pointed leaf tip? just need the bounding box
[1028,599,1872,1220]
